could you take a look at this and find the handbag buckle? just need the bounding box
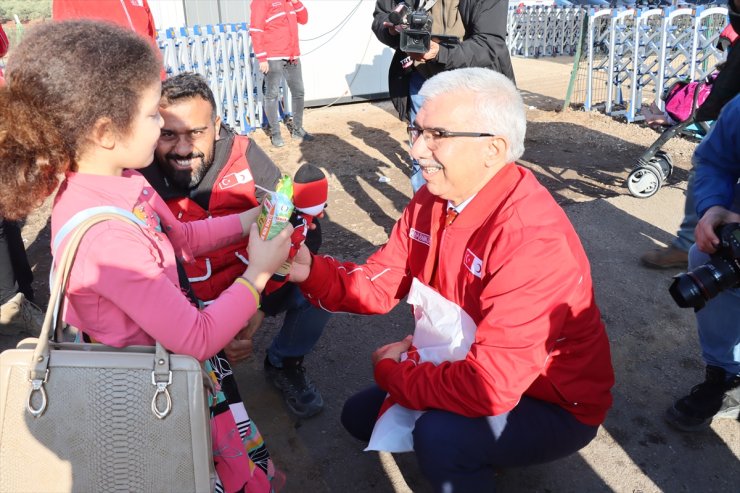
[151,371,173,419]
[27,370,49,418]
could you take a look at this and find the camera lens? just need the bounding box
[669,258,740,310]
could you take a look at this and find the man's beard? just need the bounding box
[161,151,214,190]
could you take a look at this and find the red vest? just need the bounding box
[165,135,258,302]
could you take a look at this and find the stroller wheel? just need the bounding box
[627,166,662,198]
[651,151,674,181]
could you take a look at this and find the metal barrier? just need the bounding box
[157,6,730,133]
[507,7,586,57]
[567,6,728,122]
[159,23,267,135]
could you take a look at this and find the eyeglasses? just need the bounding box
[407,125,496,145]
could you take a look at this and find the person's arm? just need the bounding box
[297,209,413,315]
[371,0,402,50]
[79,223,260,360]
[693,95,740,252]
[291,0,308,25]
[249,0,268,63]
[434,0,509,71]
[175,210,247,257]
[693,96,740,219]
[375,235,587,418]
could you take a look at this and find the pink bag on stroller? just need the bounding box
[662,76,714,123]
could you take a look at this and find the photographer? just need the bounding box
[665,93,740,431]
[372,0,515,191]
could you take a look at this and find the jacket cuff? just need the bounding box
[434,45,449,66]
[373,358,399,391]
[299,253,329,294]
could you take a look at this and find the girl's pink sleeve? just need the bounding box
[80,222,257,361]
[181,213,244,257]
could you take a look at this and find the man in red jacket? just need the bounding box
[250,0,313,148]
[141,73,331,418]
[289,68,614,492]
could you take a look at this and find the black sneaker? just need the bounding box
[665,365,740,432]
[291,128,315,142]
[264,356,324,418]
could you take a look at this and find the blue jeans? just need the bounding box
[263,59,306,137]
[688,245,740,376]
[266,284,331,367]
[408,71,427,193]
[342,385,598,493]
[672,167,698,251]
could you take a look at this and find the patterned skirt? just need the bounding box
[206,351,284,493]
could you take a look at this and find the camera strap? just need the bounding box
[417,0,437,11]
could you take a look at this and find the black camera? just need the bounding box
[388,3,433,54]
[669,223,740,310]
[400,10,433,54]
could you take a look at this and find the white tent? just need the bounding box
[149,0,393,105]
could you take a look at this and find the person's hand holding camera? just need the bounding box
[695,205,740,253]
[408,40,439,62]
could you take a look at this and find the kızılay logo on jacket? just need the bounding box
[219,169,254,190]
[409,228,430,246]
[464,249,483,278]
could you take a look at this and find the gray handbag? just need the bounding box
[0,212,215,492]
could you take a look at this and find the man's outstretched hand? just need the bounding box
[288,244,313,283]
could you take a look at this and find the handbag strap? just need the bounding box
[28,211,174,419]
[52,206,146,256]
[49,206,147,337]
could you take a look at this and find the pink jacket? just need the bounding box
[51,170,257,361]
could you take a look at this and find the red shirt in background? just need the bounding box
[52,0,157,45]
[0,24,8,85]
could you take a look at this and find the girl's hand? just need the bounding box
[238,206,262,236]
[242,223,293,291]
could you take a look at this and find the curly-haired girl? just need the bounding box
[0,20,290,492]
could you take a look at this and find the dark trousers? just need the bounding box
[342,385,599,493]
[0,219,34,304]
[263,59,306,136]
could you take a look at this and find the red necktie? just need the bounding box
[445,207,459,227]
[431,208,458,289]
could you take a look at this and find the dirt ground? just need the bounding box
[5,56,739,492]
